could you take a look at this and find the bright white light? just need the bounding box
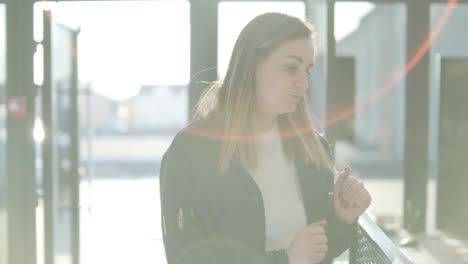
[33,1,57,43]
[34,44,44,86]
[33,118,45,143]
[53,1,190,101]
[218,1,306,77]
[335,2,376,42]
[31,1,373,102]
[117,105,129,119]
[92,77,141,102]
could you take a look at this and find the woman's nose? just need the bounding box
[295,75,309,91]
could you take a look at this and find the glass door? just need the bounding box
[41,9,81,264]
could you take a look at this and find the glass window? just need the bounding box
[429,3,468,238]
[0,4,7,264]
[41,2,192,264]
[334,1,407,231]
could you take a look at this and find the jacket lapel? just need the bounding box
[296,160,329,224]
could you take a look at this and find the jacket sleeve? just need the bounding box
[316,134,357,259]
[160,136,291,264]
[326,195,357,258]
[160,145,208,264]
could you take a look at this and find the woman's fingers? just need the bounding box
[342,180,363,202]
[346,188,367,207]
[310,244,328,253]
[335,165,351,196]
[303,221,326,236]
[303,233,328,245]
[311,252,326,264]
[288,220,329,264]
[355,190,371,208]
[335,166,370,210]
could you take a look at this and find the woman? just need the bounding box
[160,12,371,264]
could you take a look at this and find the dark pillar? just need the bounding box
[437,58,468,240]
[403,0,430,233]
[70,30,80,264]
[5,0,37,263]
[189,0,218,120]
[325,0,337,153]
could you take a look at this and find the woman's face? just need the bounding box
[255,37,315,118]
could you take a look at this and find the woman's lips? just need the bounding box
[288,94,301,100]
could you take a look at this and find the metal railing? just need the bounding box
[350,212,413,264]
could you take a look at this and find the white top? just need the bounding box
[249,125,308,251]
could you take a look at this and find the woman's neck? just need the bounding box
[250,110,278,134]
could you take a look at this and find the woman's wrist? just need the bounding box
[336,214,358,225]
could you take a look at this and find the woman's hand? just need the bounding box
[287,220,328,264]
[334,166,371,225]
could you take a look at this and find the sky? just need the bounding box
[33,0,374,101]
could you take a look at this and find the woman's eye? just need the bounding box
[284,65,298,73]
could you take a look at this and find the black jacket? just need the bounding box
[160,119,356,264]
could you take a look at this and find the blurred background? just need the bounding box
[1,0,468,264]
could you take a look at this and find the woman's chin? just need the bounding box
[283,104,298,114]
